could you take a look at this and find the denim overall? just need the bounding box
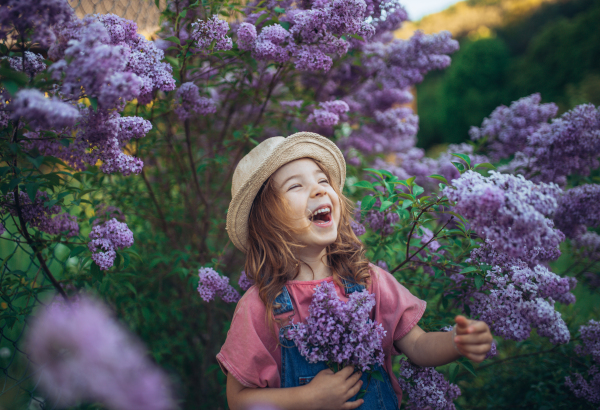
[275,279,399,409]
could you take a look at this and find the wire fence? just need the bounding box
[69,0,165,37]
[0,215,81,410]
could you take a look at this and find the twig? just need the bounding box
[391,217,453,274]
[476,345,560,371]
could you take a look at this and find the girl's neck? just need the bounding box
[294,247,332,281]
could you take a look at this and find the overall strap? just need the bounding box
[341,278,366,295]
[274,286,294,316]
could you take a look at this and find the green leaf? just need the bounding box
[155,0,160,7]
[26,155,44,169]
[164,36,181,45]
[2,80,18,95]
[179,9,187,17]
[361,195,376,211]
[255,13,269,26]
[69,246,87,258]
[459,266,478,274]
[0,67,28,85]
[274,6,285,12]
[349,33,365,41]
[459,358,477,377]
[356,389,367,400]
[406,176,416,186]
[363,168,383,178]
[89,97,98,112]
[371,370,384,382]
[474,162,496,170]
[280,21,291,30]
[25,183,38,203]
[413,185,424,196]
[379,200,393,212]
[90,262,103,281]
[451,162,465,172]
[428,174,449,184]
[352,181,372,189]
[474,276,484,289]
[449,363,459,382]
[451,153,472,166]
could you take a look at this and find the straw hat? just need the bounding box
[226,131,346,252]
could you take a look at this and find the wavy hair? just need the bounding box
[245,159,371,335]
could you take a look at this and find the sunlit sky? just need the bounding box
[401,0,464,21]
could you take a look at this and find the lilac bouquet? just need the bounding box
[288,281,385,372]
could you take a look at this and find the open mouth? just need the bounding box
[309,206,332,225]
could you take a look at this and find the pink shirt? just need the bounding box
[216,264,426,405]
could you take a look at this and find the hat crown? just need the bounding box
[232,137,285,198]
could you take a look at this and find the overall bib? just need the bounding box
[275,279,399,409]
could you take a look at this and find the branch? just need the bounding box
[184,119,209,208]
[390,217,453,274]
[404,199,442,266]
[253,64,285,127]
[476,345,560,372]
[140,166,169,233]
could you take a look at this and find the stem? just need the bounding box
[404,200,440,264]
[477,346,559,371]
[390,217,453,274]
[253,65,285,127]
[140,166,169,233]
[184,119,209,208]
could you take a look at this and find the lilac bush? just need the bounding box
[287,281,385,372]
[397,359,461,410]
[197,267,241,303]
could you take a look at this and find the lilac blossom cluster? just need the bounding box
[307,101,349,127]
[469,93,558,161]
[572,232,600,260]
[2,51,46,78]
[238,271,254,292]
[25,296,175,410]
[88,218,134,270]
[2,191,79,237]
[444,171,564,263]
[287,281,385,372]
[0,0,74,47]
[11,89,80,130]
[397,359,461,410]
[197,267,240,303]
[353,199,399,236]
[488,99,600,186]
[565,320,600,405]
[191,15,233,51]
[174,82,217,121]
[553,184,600,238]
[463,243,575,344]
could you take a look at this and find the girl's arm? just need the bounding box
[393,315,493,367]
[226,366,365,410]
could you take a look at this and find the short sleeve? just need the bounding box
[370,264,426,354]
[216,287,281,388]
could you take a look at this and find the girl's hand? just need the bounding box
[454,315,493,363]
[306,366,364,410]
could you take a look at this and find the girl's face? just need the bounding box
[272,158,341,252]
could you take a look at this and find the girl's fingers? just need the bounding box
[457,343,492,355]
[465,353,486,363]
[338,365,356,379]
[343,399,365,410]
[345,379,363,400]
[455,333,493,345]
[346,370,362,386]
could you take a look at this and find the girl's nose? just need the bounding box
[310,181,327,197]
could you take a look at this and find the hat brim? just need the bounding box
[226,132,346,253]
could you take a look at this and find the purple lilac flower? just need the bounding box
[360,198,399,236]
[238,271,253,291]
[307,100,349,127]
[2,191,79,237]
[287,281,385,372]
[0,223,4,235]
[465,244,574,344]
[502,104,600,185]
[573,232,600,260]
[191,15,233,51]
[3,51,46,78]
[253,25,293,63]
[197,267,240,303]
[280,100,303,109]
[575,320,600,364]
[93,204,126,226]
[376,260,388,271]
[237,22,257,51]
[397,359,461,410]
[24,296,175,410]
[444,171,564,263]
[174,82,217,121]
[293,45,333,72]
[565,321,600,405]
[554,184,600,238]
[11,89,80,130]
[351,221,366,237]
[565,370,600,405]
[485,340,497,359]
[469,94,558,161]
[88,218,134,270]
[0,0,75,47]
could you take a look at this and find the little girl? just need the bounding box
[218,132,493,410]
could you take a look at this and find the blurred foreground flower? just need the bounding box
[25,296,176,410]
[397,359,461,410]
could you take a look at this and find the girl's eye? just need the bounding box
[288,184,300,191]
[319,179,329,184]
